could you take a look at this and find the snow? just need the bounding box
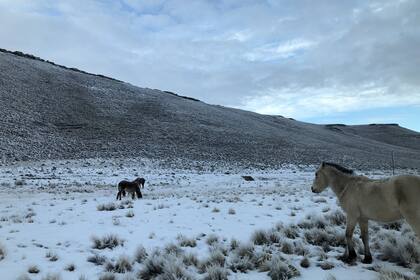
[0,159,417,279]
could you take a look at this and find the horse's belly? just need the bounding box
[362,206,402,222]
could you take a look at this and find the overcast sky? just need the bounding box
[1,0,419,131]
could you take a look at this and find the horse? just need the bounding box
[311,162,420,264]
[116,178,144,200]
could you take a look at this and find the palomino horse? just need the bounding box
[311,162,420,264]
[116,178,145,200]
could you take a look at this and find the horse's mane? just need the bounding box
[323,162,354,175]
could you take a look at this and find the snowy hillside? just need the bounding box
[1,49,420,169]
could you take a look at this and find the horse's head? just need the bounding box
[134,178,142,184]
[311,162,329,193]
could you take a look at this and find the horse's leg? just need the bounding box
[132,192,135,200]
[359,218,372,264]
[340,216,357,263]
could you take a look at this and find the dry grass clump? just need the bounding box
[300,257,310,268]
[105,256,133,273]
[206,234,219,246]
[125,210,135,218]
[64,263,76,272]
[97,203,117,211]
[28,265,40,273]
[377,269,416,280]
[138,252,165,279]
[251,230,270,245]
[373,227,420,267]
[91,234,124,250]
[183,252,199,267]
[138,250,192,280]
[200,249,226,272]
[41,273,62,280]
[134,245,148,263]
[228,208,236,215]
[87,254,107,265]
[325,209,346,227]
[164,243,184,256]
[98,273,116,280]
[203,265,229,280]
[17,274,31,280]
[0,242,5,261]
[177,234,197,247]
[266,255,300,280]
[46,251,59,262]
[303,227,346,251]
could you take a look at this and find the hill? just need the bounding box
[1,49,419,169]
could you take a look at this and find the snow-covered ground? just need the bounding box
[0,159,418,280]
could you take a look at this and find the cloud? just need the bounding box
[239,84,420,118]
[0,0,419,128]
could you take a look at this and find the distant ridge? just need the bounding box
[0,48,122,82]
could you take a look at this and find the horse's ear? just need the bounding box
[321,161,325,167]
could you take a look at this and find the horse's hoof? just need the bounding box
[338,255,356,264]
[362,256,373,264]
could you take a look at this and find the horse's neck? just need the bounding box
[327,169,354,198]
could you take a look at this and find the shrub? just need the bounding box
[282,225,299,239]
[377,269,415,280]
[161,258,192,280]
[318,261,334,270]
[46,251,59,262]
[64,263,76,272]
[228,254,255,273]
[230,239,240,251]
[251,230,270,245]
[17,275,31,280]
[177,235,197,247]
[281,240,294,255]
[164,243,183,256]
[125,210,135,218]
[375,230,420,267]
[91,234,124,250]
[97,203,117,211]
[138,253,165,279]
[300,257,310,268]
[228,208,236,215]
[206,234,219,246]
[183,252,199,267]
[203,265,229,280]
[87,254,107,265]
[0,243,5,261]
[267,256,300,280]
[325,210,346,226]
[134,245,148,263]
[28,265,40,273]
[15,180,26,186]
[98,273,116,280]
[41,273,62,280]
[105,256,133,273]
[235,244,255,260]
[202,250,226,269]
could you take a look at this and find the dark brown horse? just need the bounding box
[116,178,145,200]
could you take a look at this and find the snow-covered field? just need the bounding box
[0,159,418,280]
